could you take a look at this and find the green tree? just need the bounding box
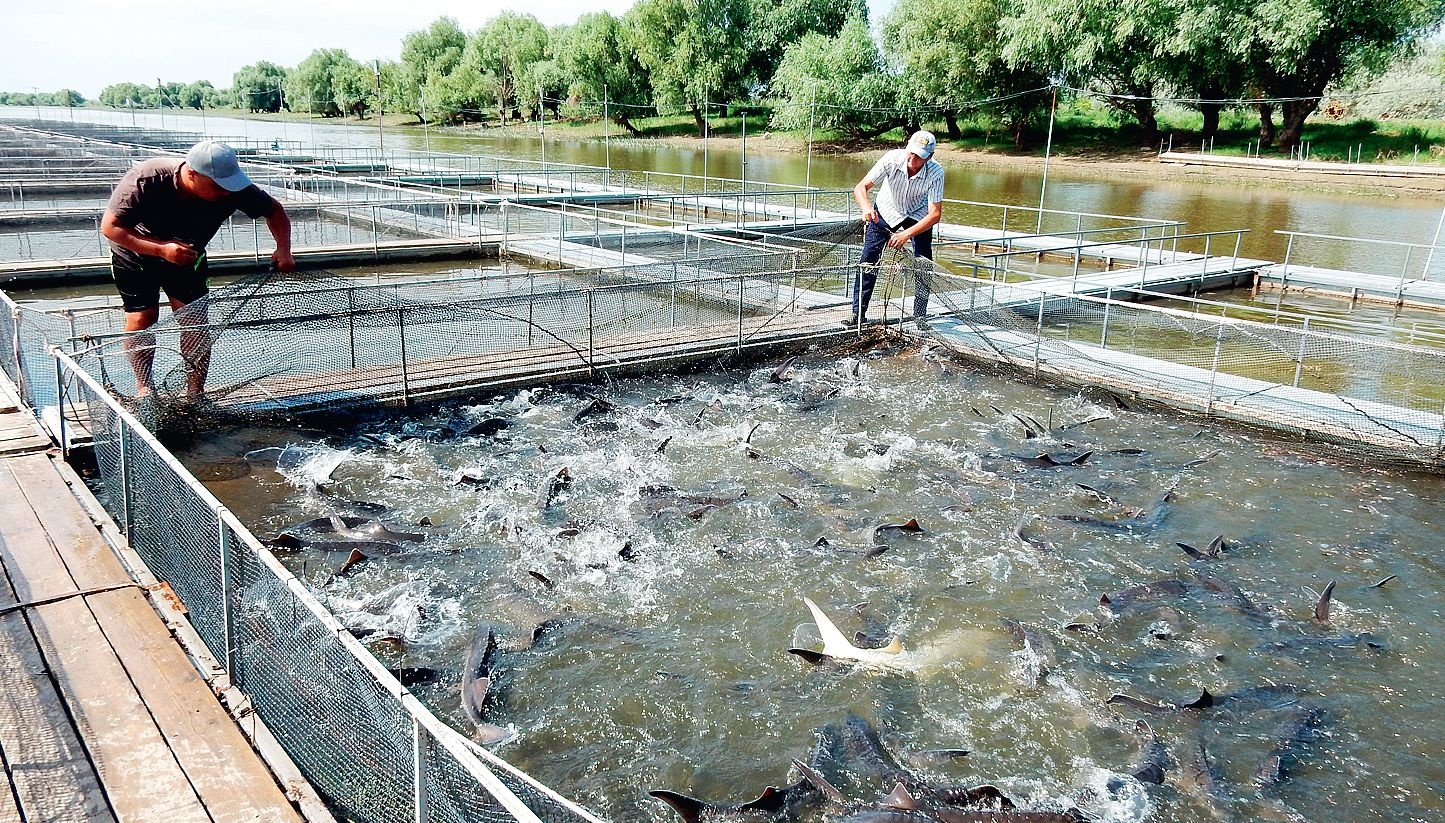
[178,81,215,109]
[288,48,356,117]
[1245,0,1445,150]
[1152,0,1252,142]
[332,58,376,119]
[400,17,468,122]
[467,12,548,123]
[556,11,653,135]
[233,62,287,112]
[747,0,864,90]
[98,82,151,108]
[769,13,899,137]
[55,89,85,107]
[1003,0,1174,146]
[884,0,1050,146]
[627,0,752,135]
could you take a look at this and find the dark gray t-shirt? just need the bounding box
[105,158,276,268]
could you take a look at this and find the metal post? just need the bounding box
[347,290,357,369]
[1205,321,1225,415]
[1292,317,1310,388]
[1036,85,1057,234]
[217,511,235,682]
[740,111,747,196]
[805,86,816,190]
[252,220,261,267]
[1032,291,1045,377]
[1396,246,1413,304]
[12,307,26,405]
[527,269,534,347]
[587,291,595,376]
[119,424,133,541]
[398,309,410,407]
[53,354,66,459]
[736,276,744,353]
[702,88,709,191]
[603,84,610,191]
[1100,288,1112,348]
[372,206,380,259]
[373,60,385,156]
[1275,233,1295,319]
[413,717,429,823]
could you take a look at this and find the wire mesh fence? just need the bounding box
[58,349,605,823]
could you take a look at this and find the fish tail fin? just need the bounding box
[648,790,707,823]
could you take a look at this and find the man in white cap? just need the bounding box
[850,130,945,325]
[101,140,293,398]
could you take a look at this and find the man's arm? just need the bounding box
[264,201,294,271]
[100,211,200,267]
[886,201,944,250]
[852,178,878,224]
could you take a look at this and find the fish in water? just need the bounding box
[790,598,904,666]
[1116,720,1169,787]
[1001,618,1057,685]
[1312,580,1337,623]
[869,519,925,543]
[262,532,404,556]
[461,628,513,745]
[649,777,820,823]
[1177,534,1226,560]
[1253,703,1324,787]
[769,356,801,383]
[326,515,425,544]
[1099,579,1192,614]
[806,714,1006,810]
[1007,450,1093,468]
[538,466,572,511]
[572,396,617,426]
[1254,632,1387,655]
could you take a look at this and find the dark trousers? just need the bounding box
[854,216,933,320]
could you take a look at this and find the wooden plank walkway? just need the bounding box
[0,399,314,822]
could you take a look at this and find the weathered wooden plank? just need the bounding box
[27,598,210,822]
[88,587,302,823]
[0,612,114,822]
[0,750,22,823]
[0,465,75,603]
[4,453,131,593]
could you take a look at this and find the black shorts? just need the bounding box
[111,253,209,313]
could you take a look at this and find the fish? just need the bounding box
[1099,579,1191,614]
[1254,632,1387,654]
[1367,574,1397,589]
[1124,720,1169,785]
[1177,738,1231,818]
[326,515,424,544]
[655,435,673,454]
[1001,619,1057,684]
[262,533,404,556]
[527,570,556,589]
[1252,703,1324,787]
[649,779,819,823]
[1008,451,1093,468]
[463,417,508,437]
[1011,515,1049,550]
[572,396,616,425]
[1177,534,1226,560]
[869,519,925,543]
[460,628,512,745]
[789,598,903,666]
[769,356,801,383]
[808,714,1001,809]
[1312,580,1337,623]
[538,466,572,511]
[1075,484,1124,506]
[1058,483,1176,535]
[1190,569,1273,621]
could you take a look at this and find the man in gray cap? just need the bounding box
[850,130,945,325]
[101,140,293,398]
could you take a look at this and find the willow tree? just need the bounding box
[469,12,548,123]
[884,0,1050,146]
[557,12,652,135]
[400,17,468,122]
[769,13,899,137]
[626,0,751,136]
[1245,0,1445,150]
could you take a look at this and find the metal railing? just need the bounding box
[52,346,604,823]
[1274,230,1445,299]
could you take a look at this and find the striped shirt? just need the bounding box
[864,149,945,227]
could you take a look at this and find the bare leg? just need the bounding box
[172,297,211,398]
[122,308,160,397]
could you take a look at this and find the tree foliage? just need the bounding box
[627,0,752,135]
[287,48,359,116]
[401,17,468,120]
[556,12,653,133]
[233,61,287,112]
[769,14,898,136]
[747,0,864,91]
[885,0,1050,145]
[469,12,548,122]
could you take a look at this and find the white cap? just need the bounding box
[186,141,252,191]
[906,130,936,159]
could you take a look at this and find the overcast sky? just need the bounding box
[8,0,896,97]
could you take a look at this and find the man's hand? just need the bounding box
[159,242,200,267]
[862,209,878,225]
[886,230,912,250]
[271,249,296,272]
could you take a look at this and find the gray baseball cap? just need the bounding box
[906,130,937,159]
[185,141,252,191]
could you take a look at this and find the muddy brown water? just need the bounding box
[181,336,1443,823]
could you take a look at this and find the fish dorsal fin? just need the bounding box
[790,758,846,805]
[804,597,860,658]
[787,648,831,665]
[883,782,919,810]
[647,790,707,823]
[1207,534,1225,556]
[328,514,348,533]
[1314,580,1337,623]
[739,786,785,813]
[1181,688,1215,710]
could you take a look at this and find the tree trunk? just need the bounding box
[943,111,961,140]
[615,113,643,137]
[1277,99,1317,152]
[691,104,707,138]
[1010,120,1027,150]
[1257,104,1276,146]
[1130,100,1158,148]
[1199,102,1223,143]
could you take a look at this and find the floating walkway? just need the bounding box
[0,384,321,821]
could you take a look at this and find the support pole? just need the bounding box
[1036,85,1058,234]
[805,86,816,190]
